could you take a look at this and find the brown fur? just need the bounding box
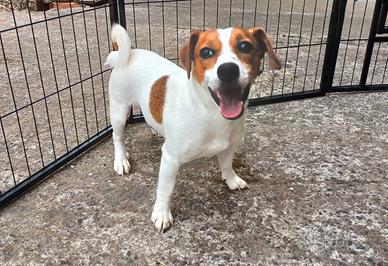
[150,76,169,124]
[180,31,200,79]
[193,30,222,84]
[249,28,281,70]
[180,30,222,84]
[230,27,281,81]
[230,28,260,81]
[112,42,118,51]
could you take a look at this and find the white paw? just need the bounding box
[225,175,247,190]
[151,208,173,232]
[114,157,131,176]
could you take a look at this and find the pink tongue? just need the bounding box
[220,100,243,119]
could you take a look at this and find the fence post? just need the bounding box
[320,0,348,93]
[118,0,127,29]
[109,0,119,25]
[360,0,384,89]
[109,0,126,28]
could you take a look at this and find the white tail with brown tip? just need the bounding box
[105,24,132,68]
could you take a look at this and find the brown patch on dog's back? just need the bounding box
[193,30,222,84]
[150,76,169,124]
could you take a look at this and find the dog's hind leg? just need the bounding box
[111,103,131,176]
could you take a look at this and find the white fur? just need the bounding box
[207,28,250,92]
[105,24,132,68]
[107,25,248,232]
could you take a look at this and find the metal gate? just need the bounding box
[1,0,387,207]
[322,0,388,93]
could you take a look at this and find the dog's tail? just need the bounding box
[105,24,132,68]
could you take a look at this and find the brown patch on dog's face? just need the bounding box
[180,31,200,79]
[112,42,118,51]
[229,28,260,81]
[193,30,222,84]
[250,28,281,71]
[180,30,222,84]
[149,76,169,124]
[230,27,280,81]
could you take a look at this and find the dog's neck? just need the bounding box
[187,76,218,112]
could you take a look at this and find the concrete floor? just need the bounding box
[1,92,387,265]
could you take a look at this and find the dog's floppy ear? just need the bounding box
[249,27,281,70]
[180,31,200,79]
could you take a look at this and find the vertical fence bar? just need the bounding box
[376,0,387,34]
[320,0,348,92]
[147,0,152,50]
[132,1,138,47]
[161,0,166,57]
[360,0,384,88]
[110,0,119,25]
[312,0,329,91]
[108,0,126,29]
[281,0,294,95]
[118,0,127,28]
[302,0,318,92]
[78,3,100,133]
[0,118,16,187]
[339,0,356,86]
[93,5,109,127]
[350,0,369,85]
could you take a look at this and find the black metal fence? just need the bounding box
[0,0,387,207]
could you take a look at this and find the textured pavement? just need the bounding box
[1,92,387,265]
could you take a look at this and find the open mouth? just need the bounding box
[208,83,251,120]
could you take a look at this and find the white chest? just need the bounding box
[180,120,237,161]
[202,132,230,157]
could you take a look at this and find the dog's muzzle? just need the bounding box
[207,63,251,120]
[208,82,251,120]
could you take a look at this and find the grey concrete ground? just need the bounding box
[1,92,387,265]
[1,0,388,264]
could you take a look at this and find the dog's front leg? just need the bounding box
[151,145,180,232]
[217,143,247,190]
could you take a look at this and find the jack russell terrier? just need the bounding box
[105,24,280,232]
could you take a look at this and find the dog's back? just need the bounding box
[106,24,184,135]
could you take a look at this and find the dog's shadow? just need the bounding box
[172,154,258,224]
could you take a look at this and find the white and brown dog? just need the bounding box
[105,24,280,231]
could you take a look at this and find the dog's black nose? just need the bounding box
[217,63,240,82]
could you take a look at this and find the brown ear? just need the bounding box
[250,28,281,70]
[180,31,200,79]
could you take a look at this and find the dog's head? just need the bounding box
[180,27,281,120]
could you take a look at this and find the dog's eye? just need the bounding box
[238,41,253,53]
[200,47,215,59]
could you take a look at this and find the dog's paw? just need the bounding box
[114,157,131,176]
[151,208,173,232]
[225,175,247,190]
[150,128,162,138]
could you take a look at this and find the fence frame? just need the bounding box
[0,0,388,208]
